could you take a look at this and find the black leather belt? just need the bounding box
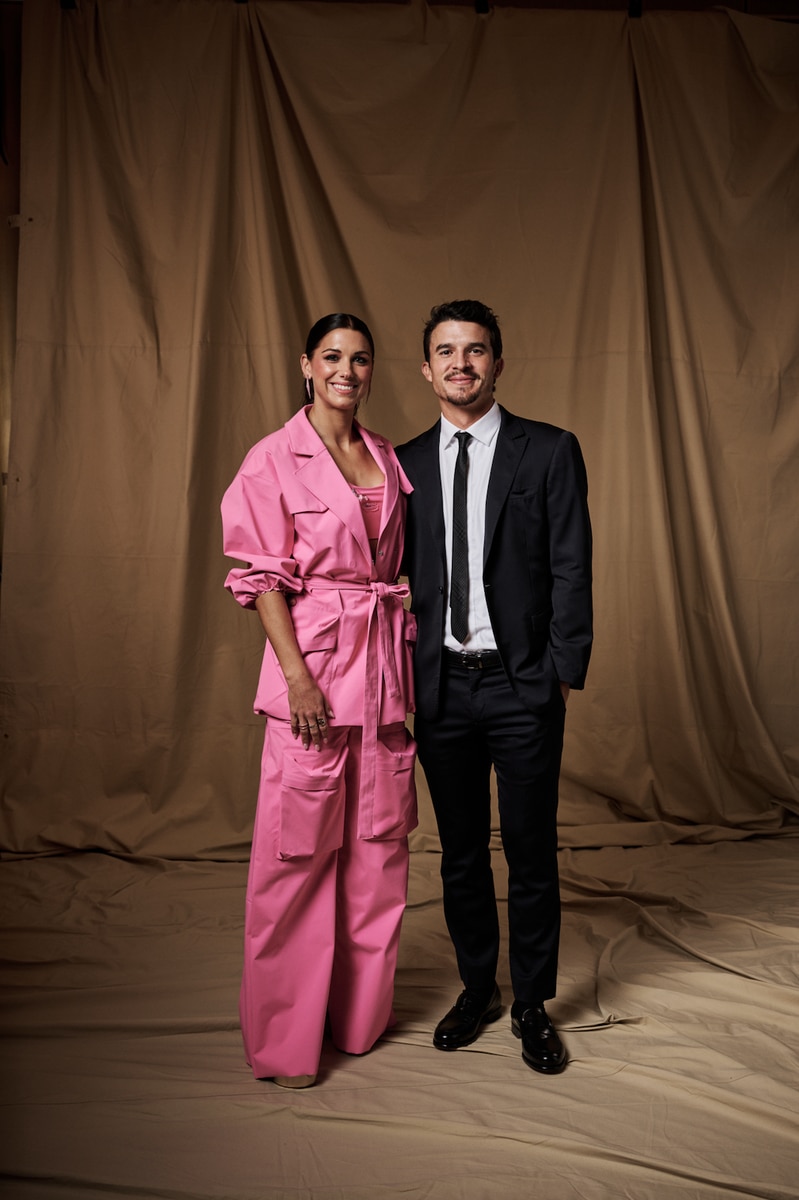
[444,648,502,670]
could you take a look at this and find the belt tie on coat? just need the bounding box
[304,578,410,837]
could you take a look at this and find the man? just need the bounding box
[396,300,592,1074]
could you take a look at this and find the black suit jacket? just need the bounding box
[397,405,593,721]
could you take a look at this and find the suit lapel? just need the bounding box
[410,422,447,566]
[484,406,526,565]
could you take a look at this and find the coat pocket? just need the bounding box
[288,593,341,652]
[290,594,341,696]
[277,749,346,859]
[369,724,418,840]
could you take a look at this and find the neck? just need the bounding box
[440,397,496,430]
[307,404,359,449]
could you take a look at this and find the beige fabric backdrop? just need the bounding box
[1,0,797,858]
[2,9,799,1199]
[1,1,22,556]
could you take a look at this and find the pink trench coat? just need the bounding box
[222,406,418,1079]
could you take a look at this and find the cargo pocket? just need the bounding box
[369,724,418,840]
[277,748,346,860]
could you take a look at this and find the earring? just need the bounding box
[305,378,313,401]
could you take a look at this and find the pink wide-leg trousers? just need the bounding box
[240,720,411,1080]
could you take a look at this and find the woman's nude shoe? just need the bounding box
[273,1074,317,1089]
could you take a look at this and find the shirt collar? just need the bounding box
[439,402,501,450]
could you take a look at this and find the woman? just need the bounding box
[221,314,417,1088]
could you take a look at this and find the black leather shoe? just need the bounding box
[511,1004,567,1074]
[433,985,502,1050]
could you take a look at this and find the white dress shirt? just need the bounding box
[439,403,501,650]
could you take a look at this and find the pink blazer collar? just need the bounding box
[286,406,401,565]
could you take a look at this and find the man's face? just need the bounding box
[422,320,504,425]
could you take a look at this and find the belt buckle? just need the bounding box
[447,647,496,670]
[470,649,499,669]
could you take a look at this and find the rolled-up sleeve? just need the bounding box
[221,446,302,608]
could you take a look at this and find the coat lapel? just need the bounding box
[409,422,448,572]
[287,407,372,563]
[359,426,399,545]
[287,407,411,567]
[484,406,526,565]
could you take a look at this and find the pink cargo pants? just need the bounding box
[239,719,415,1080]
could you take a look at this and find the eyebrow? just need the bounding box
[434,341,488,353]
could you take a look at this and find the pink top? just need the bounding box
[352,484,385,551]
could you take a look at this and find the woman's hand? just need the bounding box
[254,591,335,751]
[286,673,335,751]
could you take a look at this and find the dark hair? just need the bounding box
[305,312,375,359]
[422,299,503,362]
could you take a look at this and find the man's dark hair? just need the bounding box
[422,300,503,362]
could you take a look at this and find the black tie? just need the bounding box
[451,431,471,644]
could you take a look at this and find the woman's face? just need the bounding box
[301,328,373,414]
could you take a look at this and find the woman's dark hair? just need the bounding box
[422,299,502,362]
[305,313,375,359]
[303,313,375,404]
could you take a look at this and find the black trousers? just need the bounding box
[415,658,565,1006]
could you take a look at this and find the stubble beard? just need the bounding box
[441,381,493,410]
[441,375,482,407]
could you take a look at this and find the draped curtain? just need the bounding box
[1,0,797,858]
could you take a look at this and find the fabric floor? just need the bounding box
[2,837,797,1200]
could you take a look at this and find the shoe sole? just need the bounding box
[433,1003,503,1051]
[519,1051,568,1074]
[273,1074,317,1089]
